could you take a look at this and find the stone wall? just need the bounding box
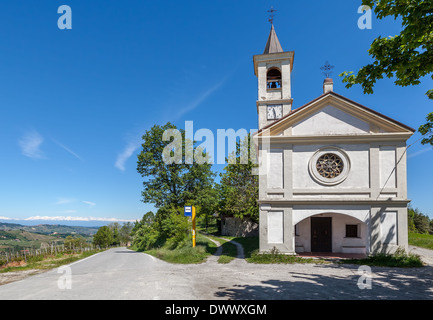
[221,216,259,237]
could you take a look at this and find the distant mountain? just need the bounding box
[0,222,100,236]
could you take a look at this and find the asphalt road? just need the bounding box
[0,247,433,300]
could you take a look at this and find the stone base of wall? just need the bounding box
[221,216,259,237]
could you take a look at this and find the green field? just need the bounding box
[0,225,96,253]
[409,232,433,250]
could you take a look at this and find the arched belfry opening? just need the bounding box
[267,68,282,89]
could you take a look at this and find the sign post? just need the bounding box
[184,206,196,248]
[192,206,196,248]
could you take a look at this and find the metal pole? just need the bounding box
[192,206,196,248]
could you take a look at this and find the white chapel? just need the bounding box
[253,23,415,256]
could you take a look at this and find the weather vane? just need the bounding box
[268,6,277,25]
[320,61,335,78]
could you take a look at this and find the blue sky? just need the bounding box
[0,0,432,225]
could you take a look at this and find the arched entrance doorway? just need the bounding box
[294,212,368,255]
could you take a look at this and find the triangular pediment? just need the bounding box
[292,105,371,135]
[257,92,415,137]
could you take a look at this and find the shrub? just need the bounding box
[343,247,424,268]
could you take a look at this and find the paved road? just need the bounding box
[0,247,432,300]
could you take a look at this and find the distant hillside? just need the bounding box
[0,222,99,236]
[0,222,100,252]
[0,229,63,252]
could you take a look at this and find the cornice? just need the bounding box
[253,132,413,144]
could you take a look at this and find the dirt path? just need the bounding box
[0,269,46,286]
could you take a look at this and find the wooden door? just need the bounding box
[311,217,332,252]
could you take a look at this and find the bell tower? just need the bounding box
[253,20,294,130]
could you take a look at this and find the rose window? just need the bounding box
[315,153,344,179]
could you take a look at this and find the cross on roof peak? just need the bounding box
[321,61,335,78]
[268,6,277,25]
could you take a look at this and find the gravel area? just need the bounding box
[0,246,432,300]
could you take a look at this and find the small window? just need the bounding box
[267,68,282,89]
[346,224,359,238]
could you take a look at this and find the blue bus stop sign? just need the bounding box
[184,206,192,217]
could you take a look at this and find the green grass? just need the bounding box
[230,236,259,259]
[202,234,238,264]
[248,249,326,264]
[340,247,424,268]
[408,232,433,250]
[144,234,218,264]
[217,241,237,264]
[203,234,259,264]
[0,249,103,273]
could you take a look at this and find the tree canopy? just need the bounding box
[218,134,259,222]
[341,0,433,145]
[136,122,215,209]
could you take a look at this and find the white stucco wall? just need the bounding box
[292,144,370,189]
[379,146,397,189]
[267,149,284,189]
[380,211,397,245]
[292,105,370,136]
[268,211,284,244]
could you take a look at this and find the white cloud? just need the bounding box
[0,216,15,220]
[55,197,77,205]
[18,130,45,159]
[408,147,433,159]
[115,140,141,172]
[174,79,226,119]
[82,201,96,207]
[114,79,227,172]
[52,139,83,161]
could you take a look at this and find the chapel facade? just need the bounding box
[253,24,415,256]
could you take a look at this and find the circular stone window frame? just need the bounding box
[309,147,351,186]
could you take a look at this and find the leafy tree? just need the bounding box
[119,222,133,245]
[134,123,216,250]
[64,235,86,250]
[108,222,121,246]
[218,134,259,222]
[340,0,433,145]
[408,206,433,234]
[93,226,113,248]
[136,122,215,209]
[194,186,219,232]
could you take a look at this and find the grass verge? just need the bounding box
[0,249,104,274]
[408,232,433,250]
[143,234,218,264]
[248,251,325,264]
[340,248,424,268]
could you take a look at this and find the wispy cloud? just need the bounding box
[52,139,83,161]
[82,200,96,207]
[55,197,77,205]
[408,147,433,159]
[114,78,227,172]
[115,139,141,172]
[173,78,227,119]
[18,130,45,159]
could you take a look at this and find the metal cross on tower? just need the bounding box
[268,6,277,25]
[321,61,335,78]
